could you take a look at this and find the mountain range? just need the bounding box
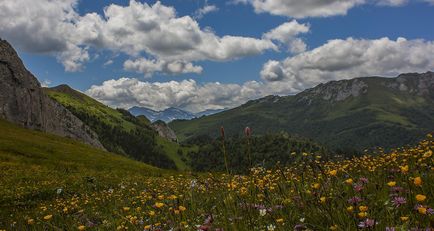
[170,72,434,152]
[129,106,225,123]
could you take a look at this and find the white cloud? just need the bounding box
[263,20,310,53]
[0,0,89,71]
[232,0,434,18]
[376,0,408,6]
[86,78,254,112]
[233,0,365,18]
[0,0,276,74]
[87,37,434,112]
[194,1,219,19]
[85,77,300,112]
[123,58,203,77]
[260,37,434,91]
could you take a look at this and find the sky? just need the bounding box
[1,0,434,112]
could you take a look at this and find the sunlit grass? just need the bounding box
[0,119,432,230]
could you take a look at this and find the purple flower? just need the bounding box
[390,186,404,193]
[353,184,364,192]
[358,219,377,228]
[386,228,396,231]
[392,197,406,207]
[359,177,369,184]
[348,196,363,205]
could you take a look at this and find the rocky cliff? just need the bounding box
[0,39,104,149]
[298,72,434,104]
[152,120,178,142]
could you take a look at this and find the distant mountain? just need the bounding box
[129,106,225,122]
[0,38,103,149]
[194,108,226,118]
[170,72,434,151]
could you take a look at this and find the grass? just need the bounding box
[44,88,136,131]
[155,136,194,171]
[1,118,433,230]
[45,87,189,170]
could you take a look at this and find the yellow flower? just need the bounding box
[359,205,368,212]
[400,165,409,173]
[345,178,353,184]
[423,150,432,158]
[122,207,130,212]
[418,207,427,215]
[328,170,337,176]
[144,225,152,230]
[27,218,35,225]
[43,214,53,221]
[155,202,164,208]
[387,181,396,187]
[276,218,284,223]
[358,212,368,218]
[413,177,422,186]
[320,197,327,204]
[312,183,320,189]
[330,225,338,230]
[346,206,354,212]
[415,194,426,202]
[78,225,86,231]
[178,206,186,212]
[400,216,409,222]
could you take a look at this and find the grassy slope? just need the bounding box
[170,77,433,150]
[0,119,162,215]
[44,86,189,170]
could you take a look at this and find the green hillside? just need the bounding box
[170,73,434,151]
[0,119,163,223]
[44,85,188,170]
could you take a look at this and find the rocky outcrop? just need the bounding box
[388,72,434,96]
[152,120,177,142]
[0,39,104,149]
[298,72,434,104]
[299,78,369,103]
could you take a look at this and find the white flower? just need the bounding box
[56,188,63,195]
[190,179,197,188]
[259,209,267,216]
[267,224,276,231]
[299,217,305,222]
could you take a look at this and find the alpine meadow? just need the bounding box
[0,1,434,231]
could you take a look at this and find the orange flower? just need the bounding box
[413,177,422,186]
[416,194,427,202]
[418,207,427,215]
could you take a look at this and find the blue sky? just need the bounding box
[2,0,434,112]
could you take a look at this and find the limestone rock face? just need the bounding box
[0,39,104,149]
[152,121,178,142]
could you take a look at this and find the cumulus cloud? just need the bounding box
[263,20,310,53]
[233,0,364,18]
[232,0,434,18]
[0,0,276,74]
[260,37,434,90]
[87,37,434,111]
[85,77,300,112]
[124,58,203,77]
[0,0,89,71]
